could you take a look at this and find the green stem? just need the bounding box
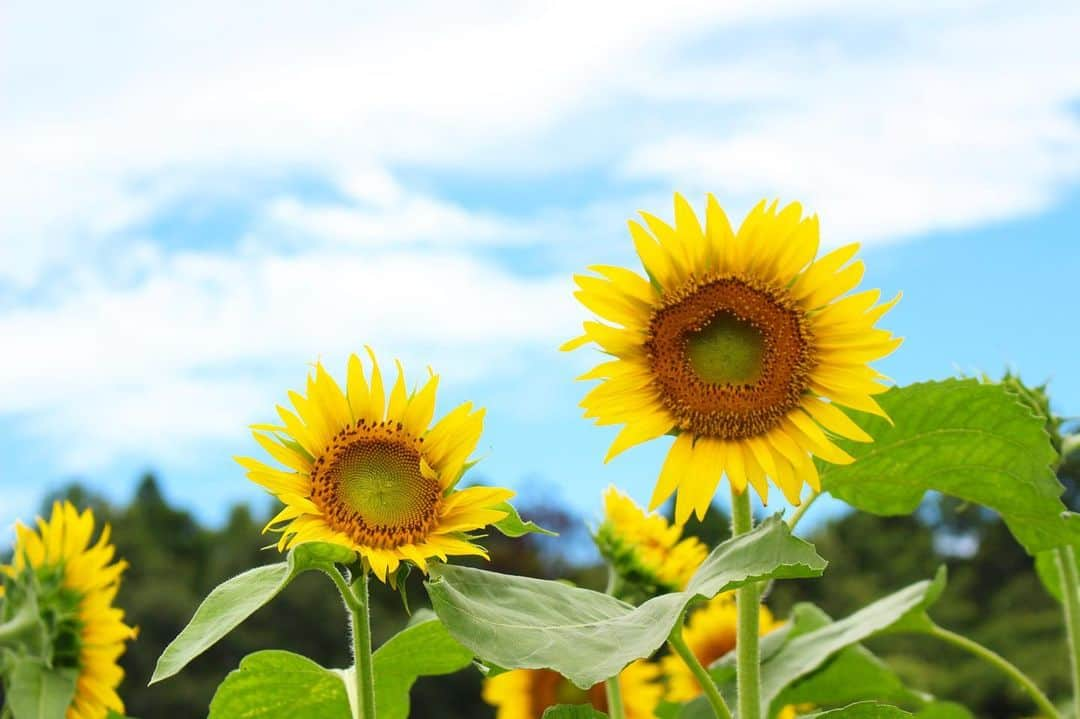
[668,620,734,719]
[786,488,820,531]
[1058,545,1080,719]
[349,569,378,719]
[605,675,625,719]
[731,486,762,719]
[928,624,1060,719]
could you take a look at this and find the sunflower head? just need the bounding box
[594,487,706,600]
[660,594,780,703]
[483,660,663,719]
[238,349,514,583]
[564,194,901,523]
[0,501,137,719]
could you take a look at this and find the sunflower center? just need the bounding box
[646,275,815,440]
[686,312,766,385]
[310,422,441,549]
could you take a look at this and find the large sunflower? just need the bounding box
[238,349,513,582]
[483,660,663,719]
[661,595,781,703]
[1,501,136,719]
[595,486,706,595]
[564,194,900,522]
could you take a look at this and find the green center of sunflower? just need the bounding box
[310,422,441,549]
[686,312,765,385]
[646,275,816,440]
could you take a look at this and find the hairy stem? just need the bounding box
[731,485,762,719]
[1058,545,1080,719]
[344,568,377,719]
[605,674,625,719]
[668,619,733,719]
[929,624,1060,719]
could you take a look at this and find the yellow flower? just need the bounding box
[1,501,137,719]
[661,595,780,703]
[595,486,707,594]
[564,194,900,522]
[483,660,663,719]
[238,349,514,583]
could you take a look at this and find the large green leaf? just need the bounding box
[7,659,78,719]
[542,707,608,718]
[757,568,947,716]
[371,611,474,719]
[151,542,356,684]
[207,651,351,719]
[912,703,975,719]
[820,379,1077,555]
[771,605,919,713]
[805,703,912,718]
[426,515,825,688]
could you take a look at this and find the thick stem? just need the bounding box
[1058,545,1080,719]
[929,624,1060,719]
[668,621,733,719]
[731,486,762,719]
[605,675,625,719]
[349,569,378,719]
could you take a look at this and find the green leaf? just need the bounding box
[758,568,947,715]
[804,702,912,718]
[208,650,351,719]
[1035,547,1077,602]
[913,702,975,719]
[151,542,355,684]
[542,706,609,718]
[771,605,918,713]
[7,659,78,719]
[426,514,825,688]
[819,379,1077,555]
[492,502,558,537]
[371,612,474,719]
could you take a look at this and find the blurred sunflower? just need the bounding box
[1,501,137,719]
[483,661,663,719]
[661,594,781,703]
[594,486,707,596]
[564,194,900,522]
[238,349,513,582]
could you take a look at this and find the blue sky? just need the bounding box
[1,1,1079,538]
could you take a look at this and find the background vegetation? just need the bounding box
[3,451,1079,717]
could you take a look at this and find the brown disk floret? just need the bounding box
[646,274,816,440]
[310,420,441,549]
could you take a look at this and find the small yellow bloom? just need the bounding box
[662,595,781,703]
[1,501,137,719]
[238,349,514,583]
[483,660,663,719]
[564,194,900,523]
[595,486,707,595]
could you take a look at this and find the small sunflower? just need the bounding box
[1,501,137,719]
[661,595,780,703]
[238,349,513,583]
[564,194,900,522]
[595,486,707,596]
[483,660,663,719]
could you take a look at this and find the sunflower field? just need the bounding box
[3,195,1080,719]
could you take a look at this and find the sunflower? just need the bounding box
[0,501,136,719]
[238,349,513,583]
[594,486,707,596]
[563,194,900,522]
[483,660,663,719]
[661,595,781,703]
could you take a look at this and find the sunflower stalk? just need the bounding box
[731,486,762,719]
[668,615,733,719]
[1057,545,1080,719]
[330,565,379,719]
[605,675,625,719]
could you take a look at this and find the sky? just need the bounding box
[1,1,1079,539]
